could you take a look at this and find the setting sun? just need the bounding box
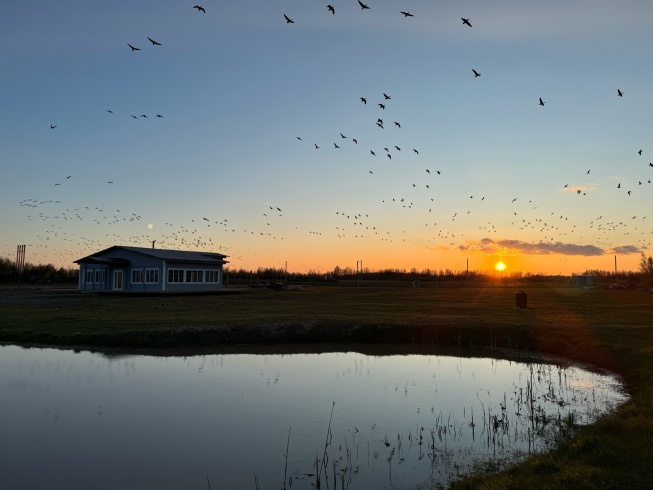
[495,261,506,271]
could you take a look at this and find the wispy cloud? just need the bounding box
[608,245,642,255]
[459,238,641,257]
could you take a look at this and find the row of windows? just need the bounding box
[85,268,220,285]
[167,269,221,284]
[85,270,106,283]
[131,269,160,284]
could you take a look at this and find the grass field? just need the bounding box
[1,282,652,488]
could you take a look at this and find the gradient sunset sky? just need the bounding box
[2,0,652,274]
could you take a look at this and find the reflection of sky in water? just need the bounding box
[0,345,627,489]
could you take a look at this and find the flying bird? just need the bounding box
[127,43,141,51]
[358,0,370,10]
[340,133,347,138]
[394,122,401,128]
[193,5,206,13]
[284,14,295,23]
[426,169,430,174]
[156,114,163,118]
[360,97,367,104]
[617,89,623,97]
[472,69,481,77]
[296,136,302,140]
[327,5,335,14]
[370,150,376,156]
[539,97,545,106]
[50,124,57,129]
[314,143,319,149]
[352,139,357,144]
[107,181,114,184]
[638,149,642,155]
[413,149,418,154]
[334,142,340,148]
[105,110,113,114]
[383,93,391,100]
[130,115,138,119]
[461,18,472,27]
[378,103,385,109]
[400,11,414,17]
[147,37,162,46]
[376,122,384,128]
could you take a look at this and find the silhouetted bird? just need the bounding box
[472,69,481,77]
[130,115,138,119]
[327,5,335,14]
[617,183,621,188]
[413,149,418,154]
[426,169,430,174]
[284,14,294,23]
[383,93,391,100]
[334,142,340,148]
[462,18,472,27]
[156,114,163,118]
[617,89,623,97]
[50,124,57,129]
[370,150,376,156]
[376,122,384,128]
[378,103,385,109]
[314,143,319,149]
[193,5,206,13]
[106,110,113,114]
[638,149,642,155]
[400,11,414,17]
[147,37,162,46]
[361,97,367,104]
[358,0,370,10]
[127,43,140,51]
[352,139,358,144]
[394,122,401,128]
[539,97,545,106]
[340,133,347,138]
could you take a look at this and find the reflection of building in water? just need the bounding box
[75,245,228,292]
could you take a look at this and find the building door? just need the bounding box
[113,270,124,290]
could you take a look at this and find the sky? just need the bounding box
[1,0,653,275]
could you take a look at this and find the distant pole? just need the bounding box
[466,258,469,284]
[16,244,26,285]
[361,259,363,285]
[614,255,617,276]
[285,260,287,282]
[356,260,360,288]
[152,240,156,249]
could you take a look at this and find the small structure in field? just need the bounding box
[75,246,228,292]
[572,274,596,288]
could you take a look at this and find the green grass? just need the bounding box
[1,282,652,488]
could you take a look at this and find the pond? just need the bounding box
[0,344,626,489]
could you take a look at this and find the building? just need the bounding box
[75,246,228,292]
[572,274,596,288]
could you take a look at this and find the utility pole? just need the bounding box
[16,244,26,285]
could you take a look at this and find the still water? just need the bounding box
[0,344,626,489]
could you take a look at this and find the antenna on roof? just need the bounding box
[152,240,156,249]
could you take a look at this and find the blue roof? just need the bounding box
[75,246,228,265]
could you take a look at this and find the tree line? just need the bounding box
[0,258,78,284]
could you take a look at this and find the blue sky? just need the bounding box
[2,1,653,274]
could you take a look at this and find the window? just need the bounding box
[168,269,184,283]
[94,270,102,283]
[145,269,159,284]
[132,269,143,284]
[185,270,204,283]
[85,270,93,283]
[206,270,220,283]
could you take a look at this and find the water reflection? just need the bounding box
[0,344,626,489]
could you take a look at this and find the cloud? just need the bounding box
[608,245,641,255]
[561,183,598,194]
[460,238,631,257]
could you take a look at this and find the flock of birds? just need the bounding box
[7,3,653,272]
